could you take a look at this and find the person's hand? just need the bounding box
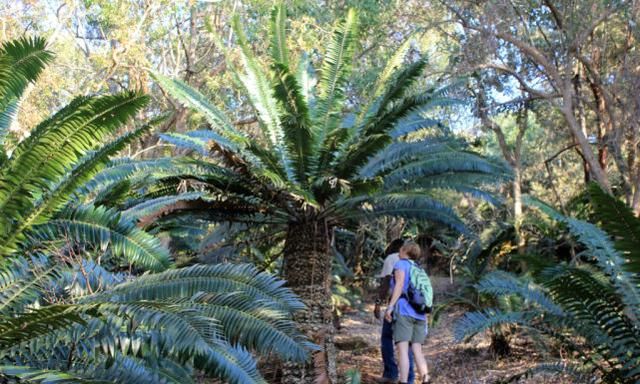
[384,307,393,322]
[373,303,381,320]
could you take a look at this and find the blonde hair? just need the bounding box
[401,242,421,260]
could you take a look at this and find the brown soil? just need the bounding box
[335,276,577,384]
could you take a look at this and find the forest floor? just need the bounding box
[335,276,573,384]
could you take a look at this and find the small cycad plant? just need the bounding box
[454,184,640,383]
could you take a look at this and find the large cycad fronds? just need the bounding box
[0,264,311,384]
[149,4,507,239]
[0,36,312,383]
[455,187,640,383]
[0,92,149,256]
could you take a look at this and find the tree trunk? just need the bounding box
[513,165,525,255]
[280,220,336,384]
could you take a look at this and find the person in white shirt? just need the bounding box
[375,239,415,384]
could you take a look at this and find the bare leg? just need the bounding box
[397,341,410,382]
[411,342,429,381]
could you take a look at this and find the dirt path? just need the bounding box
[335,277,570,384]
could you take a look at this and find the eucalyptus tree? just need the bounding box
[445,0,640,213]
[145,5,509,382]
[0,37,311,383]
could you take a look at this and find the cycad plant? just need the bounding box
[454,185,640,383]
[0,37,311,383]
[140,5,509,381]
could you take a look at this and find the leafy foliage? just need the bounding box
[145,4,508,265]
[455,186,640,383]
[0,37,312,383]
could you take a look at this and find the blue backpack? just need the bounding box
[402,260,433,314]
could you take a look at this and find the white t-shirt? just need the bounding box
[377,252,399,278]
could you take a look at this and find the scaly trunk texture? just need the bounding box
[280,220,336,384]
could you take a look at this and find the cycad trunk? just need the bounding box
[280,220,336,384]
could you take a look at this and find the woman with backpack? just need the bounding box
[384,242,432,384]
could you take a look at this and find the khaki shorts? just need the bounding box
[393,314,427,344]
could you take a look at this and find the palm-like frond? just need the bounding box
[0,37,53,137]
[27,204,172,272]
[476,271,563,315]
[587,183,640,273]
[383,151,510,187]
[231,16,295,184]
[527,194,640,321]
[0,365,111,383]
[454,309,532,342]
[12,117,165,247]
[459,193,640,382]
[150,73,245,147]
[0,304,99,350]
[336,193,468,234]
[0,92,149,255]
[312,8,358,171]
[0,256,60,315]
[268,5,314,185]
[0,263,312,384]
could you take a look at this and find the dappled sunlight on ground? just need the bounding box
[335,277,575,384]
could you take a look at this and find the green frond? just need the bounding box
[334,134,392,179]
[79,157,216,200]
[362,92,459,143]
[335,90,461,178]
[0,264,313,383]
[0,365,110,383]
[371,35,415,100]
[315,127,351,178]
[383,151,511,187]
[336,193,468,234]
[389,109,446,139]
[9,117,164,247]
[0,37,53,120]
[231,16,295,183]
[365,58,429,126]
[82,355,194,384]
[476,271,564,315]
[97,301,268,384]
[272,63,313,185]
[85,263,305,313]
[312,8,358,168]
[159,132,211,155]
[0,256,60,315]
[269,4,289,67]
[123,192,209,220]
[453,309,533,342]
[28,204,172,272]
[0,304,98,350]
[150,73,245,145]
[175,292,311,361]
[587,183,640,274]
[268,6,315,185]
[358,140,452,177]
[0,92,148,254]
[541,265,640,365]
[527,197,640,321]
